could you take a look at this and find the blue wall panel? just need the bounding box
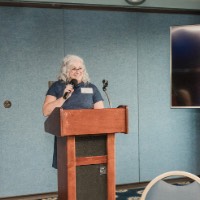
[63,10,139,184]
[138,13,200,181]
[0,7,64,197]
[1,6,200,198]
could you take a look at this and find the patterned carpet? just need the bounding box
[39,187,143,200]
[40,181,191,200]
[40,187,143,200]
[116,187,143,200]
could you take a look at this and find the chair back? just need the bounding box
[140,171,200,200]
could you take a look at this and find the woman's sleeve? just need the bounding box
[46,81,64,98]
[92,85,104,103]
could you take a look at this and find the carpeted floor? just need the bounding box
[40,181,191,200]
[40,187,143,200]
[116,187,143,200]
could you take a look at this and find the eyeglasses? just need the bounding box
[71,67,83,72]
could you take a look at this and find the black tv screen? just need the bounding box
[171,24,200,108]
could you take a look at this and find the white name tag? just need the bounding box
[81,88,93,94]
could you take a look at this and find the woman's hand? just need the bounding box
[94,100,104,109]
[42,95,65,117]
[63,84,74,99]
[42,84,75,117]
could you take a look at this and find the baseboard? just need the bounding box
[116,176,198,190]
[1,175,199,200]
[0,192,58,200]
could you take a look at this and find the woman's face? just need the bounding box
[69,60,84,83]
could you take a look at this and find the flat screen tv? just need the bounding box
[171,24,200,108]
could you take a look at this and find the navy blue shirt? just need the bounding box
[46,80,103,109]
[46,80,104,168]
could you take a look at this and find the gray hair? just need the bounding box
[58,54,90,83]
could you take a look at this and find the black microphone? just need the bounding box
[63,79,78,99]
[102,79,112,108]
[102,79,108,91]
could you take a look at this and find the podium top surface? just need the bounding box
[45,106,128,137]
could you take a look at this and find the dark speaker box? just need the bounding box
[76,135,107,200]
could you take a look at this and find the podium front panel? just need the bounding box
[60,108,128,136]
[76,135,107,157]
[76,135,107,200]
[76,165,107,200]
[45,107,128,137]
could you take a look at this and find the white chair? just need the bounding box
[140,171,200,200]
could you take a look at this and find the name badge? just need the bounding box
[81,88,93,94]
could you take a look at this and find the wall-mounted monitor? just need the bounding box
[171,24,200,108]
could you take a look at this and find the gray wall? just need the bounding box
[1,6,200,197]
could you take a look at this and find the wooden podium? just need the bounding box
[45,106,128,200]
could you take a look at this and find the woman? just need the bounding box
[43,54,104,168]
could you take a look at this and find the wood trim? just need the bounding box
[125,106,129,134]
[76,155,107,166]
[57,137,68,200]
[0,1,200,15]
[60,108,127,136]
[66,136,76,200]
[107,134,116,200]
[117,105,128,134]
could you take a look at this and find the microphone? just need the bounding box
[63,79,78,99]
[102,79,108,91]
[102,79,112,108]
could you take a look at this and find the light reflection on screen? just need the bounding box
[171,24,200,107]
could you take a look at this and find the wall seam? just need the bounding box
[62,9,65,57]
[136,12,141,183]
